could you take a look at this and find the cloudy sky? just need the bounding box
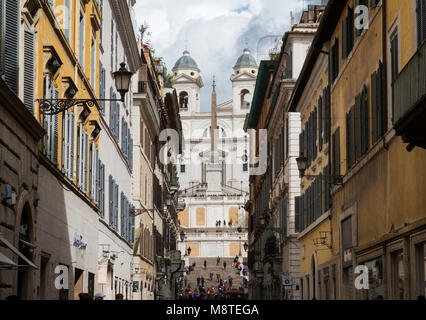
[134,0,322,112]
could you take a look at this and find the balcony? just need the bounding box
[393,40,426,151]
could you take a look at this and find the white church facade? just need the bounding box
[175,49,259,260]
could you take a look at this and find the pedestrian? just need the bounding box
[216,256,220,266]
[209,272,213,281]
[201,277,205,287]
[223,219,226,226]
[204,260,207,269]
[223,261,227,270]
[197,276,201,286]
[229,277,233,288]
[184,275,188,287]
[93,293,104,300]
[217,273,220,283]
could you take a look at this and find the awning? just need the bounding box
[0,252,17,268]
[0,235,38,269]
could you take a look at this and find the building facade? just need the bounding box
[97,0,140,301]
[287,0,426,300]
[175,49,256,266]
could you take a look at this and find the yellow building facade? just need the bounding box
[290,0,426,300]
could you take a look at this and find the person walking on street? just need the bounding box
[216,256,220,266]
[197,276,201,287]
[201,277,205,288]
[217,274,220,283]
[223,261,227,270]
[229,277,233,288]
[204,260,207,269]
[210,272,213,281]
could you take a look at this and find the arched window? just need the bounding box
[241,89,251,108]
[203,126,227,138]
[179,91,189,109]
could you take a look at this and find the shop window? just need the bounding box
[391,250,405,300]
[360,257,384,300]
[415,242,426,298]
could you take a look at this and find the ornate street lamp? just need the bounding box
[296,154,343,186]
[244,242,248,252]
[37,62,132,115]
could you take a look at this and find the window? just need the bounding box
[100,64,106,114]
[3,0,20,94]
[332,128,340,177]
[391,250,405,300]
[61,110,75,179]
[371,61,387,142]
[359,257,384,300]
[179,91,189,109]
[390,31,399,82]
[342,7,354,59]
[417,0,426,46]
[79,12,85,69]
[283,50,293,79]
[110,19,114,69]
[346,107,355,169]
[77,124,89,192]
[414,242,426,298]
[64,0,71,42]
[91,38,96,90]
[99,161,105,218]
[90,141,99,202]
[240,89,251,108]
[43,76,59,164]
[23,28,35,113]
[180,164,185,173]
[109,176,119,230]
[243,163,248,172]
[329,38,339,84]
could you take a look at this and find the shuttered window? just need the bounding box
[90,142,99,202]
[371,61,387,143]
[329,38,339,84]
[361,86,370,155]
[324,86,331,143]
[332,128,341,177]
[61,110,75,179]
[342,7,354,59]
[64,0,71,42]
[323,165,331,212]
[295,196,302,233]
[79,12,85,69]
[99,162,105,218]
[121,193,125,238]
[313,107,318,160]
[346,108,355,170]
[113,180,119,230]
[23,28,35,113]
[390,32,399,82]
[4,0,19,94]
[417,0,426,46]
[318,96,323,151]
[100,64,106,114]
[109,175,114,226]
[91,38,95,91]
[43,78,59,165]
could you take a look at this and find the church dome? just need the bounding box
[234,48,258,68]
[173,50,200,71]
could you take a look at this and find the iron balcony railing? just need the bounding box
[393,40,426,124]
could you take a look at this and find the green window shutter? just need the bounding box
[319,96,323,151]
[70,113,75,179]
[342,16,348,59]
[109,175,113,225]
[363,86,370,154]
[83,132,88,192]
[23,28,35,113]
[355,95,362,161]
[114,183,119,230]
[371,70,378,143]
[295,196,301,233]
[120,192,124,237]
[4,0,19,94]
[109,87,114,130]
[61,111,68,174]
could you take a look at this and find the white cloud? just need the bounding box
[134,0,321,111]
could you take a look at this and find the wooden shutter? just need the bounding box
[121,193,124,237]
[116,98,120,140]
[53,90,59,165]
[109,175,113,225]
[371,70,378,143]
[23,28,35,113]
[70,113,75,179]
[355,96,361,161]
[84,132,89,192]
[363,86,370,154]
[295,196,300,233]
[333,39,339,80]
[4,0,19,94]
[342,16,348,59]
[314,107,318,160]
[318,96,323,151]
[109,87,114,130]
[62,112,68,174]
[121,117,125,153]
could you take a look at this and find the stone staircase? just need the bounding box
[183,257,247,291]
